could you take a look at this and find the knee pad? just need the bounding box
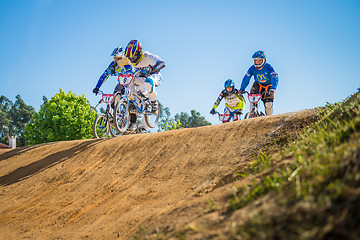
[265,102,272,108]
[144,78,154,93]
[264,102,273,116]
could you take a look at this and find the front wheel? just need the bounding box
[244,112,255,119]
[114,99,130,133]
[144,101,160,128]
[93,113,109,139]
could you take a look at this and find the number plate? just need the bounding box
[118,74,134,86]
[248,94,262,103]
[102,94,115,103]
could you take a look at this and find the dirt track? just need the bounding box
[0,109,318,239]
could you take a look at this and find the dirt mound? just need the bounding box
[0,109,318,239]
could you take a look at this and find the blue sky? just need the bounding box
[1,0,360,125]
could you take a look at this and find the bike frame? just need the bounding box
[93,90,115,123]
[243,91,265,118]
[117,71,152,118]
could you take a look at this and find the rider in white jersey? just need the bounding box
[124,40,166,115]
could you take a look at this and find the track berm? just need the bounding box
[0,109,319,239]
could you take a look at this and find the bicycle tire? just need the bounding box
[93,113,109,139]
[109,123,122,137]
[114,99,130,133]
[244,112,254,119]
[144,101,160,128]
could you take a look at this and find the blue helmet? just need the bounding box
[252,50,266,68]
[224,79,235,93]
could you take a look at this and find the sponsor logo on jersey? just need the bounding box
[256,74,268,83]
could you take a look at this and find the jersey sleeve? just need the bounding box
[240,66,254,90]
[213,90,227,109]
[95,61,116,89]
[268,65,279,90]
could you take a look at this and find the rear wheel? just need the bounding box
[93,113,109,139]
[144,101,160,128]
[114,99,130,133]
[109,123,122,137]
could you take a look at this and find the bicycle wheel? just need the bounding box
[93,113,109,139]
[144,101,160,128]
[244,112,254,119]
[114,99,130,133]
[260,112,266,117]
[109,123,122,137]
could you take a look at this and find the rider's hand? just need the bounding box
[93,87,99,95]
[141,67,152,75]
[236,109,243,115]
[269,89,275,97]
[238,89,244,95]
[210,108,216,115]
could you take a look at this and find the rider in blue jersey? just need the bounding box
[239,50,279,116]
[93,46,144,132]
[93,46,131,96]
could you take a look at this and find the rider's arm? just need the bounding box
[151,60,166,73]
[213,90,227,109]
[95,61,117,89]
[240,66,254,91]
[268,65,279,90]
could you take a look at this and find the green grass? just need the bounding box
[230,89,360,239]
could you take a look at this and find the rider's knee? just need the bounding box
[144,78,155,93]
[264,101,273,116]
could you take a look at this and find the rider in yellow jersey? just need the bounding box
[210,79,246,122]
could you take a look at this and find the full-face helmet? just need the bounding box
[125,40,143,64]
[110,46,125,58]
[252,50,266,68]
[224,79,235,93]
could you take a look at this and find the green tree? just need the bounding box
[9,95,36,146]
[174,110,211,128]
[0,96,12,144]
[0,95,35,146]
[157,102,181,131]
[25,89,97,145]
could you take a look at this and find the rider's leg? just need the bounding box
[128,114,137,131]
[262,86,274,116]
[264,101,273,116]
[250,82,260,113]
[112,83,124,109]
[144,74,162,112]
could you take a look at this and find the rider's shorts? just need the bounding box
[250,82,274,102]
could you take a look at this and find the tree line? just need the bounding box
[0,90,211,147]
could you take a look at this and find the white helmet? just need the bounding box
[110,46,125,58]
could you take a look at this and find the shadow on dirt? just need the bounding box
[0,140,100,186]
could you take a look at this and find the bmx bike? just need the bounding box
[243,91,266,119]
[114,65,160,133]
[92,90,122,139]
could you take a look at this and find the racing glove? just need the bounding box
[93,87,99,95]
[235,109,243,115]
[141,67,152,75]
[238,89,244,95]
[269,89,275,97]
[210,108,216,115]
